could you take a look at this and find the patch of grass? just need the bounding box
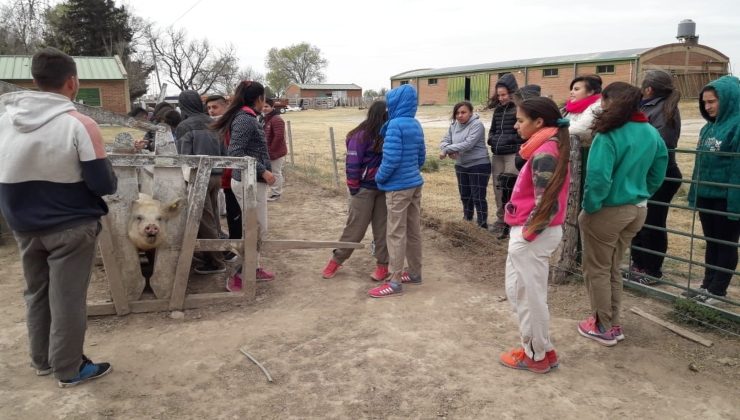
[421,158,440,173]
[671,298,740,336]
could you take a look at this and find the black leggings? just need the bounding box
[223,188,242,240]
[455,163,491,227]
[696,197,740,296]
[630,165,682,277]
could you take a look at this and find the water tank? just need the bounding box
[677,19,696,39]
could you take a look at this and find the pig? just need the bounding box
[128,193,184,250]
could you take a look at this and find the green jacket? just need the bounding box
[582,118,668,214]
[687,75,740,217]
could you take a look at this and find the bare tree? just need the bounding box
[0,0,49,54]
[148,26,238,94]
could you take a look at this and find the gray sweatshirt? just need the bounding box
[439,113,490,168]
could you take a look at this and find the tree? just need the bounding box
[215,65,264,96]
[363,89,379,99]
[148,26,238,94]
[45,0,133,57]
[0,0,49,54]
[265,42,328,96]
[379,87,388,97]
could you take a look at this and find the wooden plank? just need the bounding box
[148,129,189,300]
[329,127,340,188]
[261,240,364,252]
[184,292,249,309]
[105,166,148,301]
[195,239,242,252]
[552,134,583,284]
[242,160,259,302]
[169,158,213,310]
[88,299,170,316]
[630,306,713,347]
[97,216,130,315]
[108,154,254,170]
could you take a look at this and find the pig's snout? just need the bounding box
[144,224,159,237]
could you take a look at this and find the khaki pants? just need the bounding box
[333,188,388,265]
[199,175,225,267]
[386,186,423,280]
[505,226,562,362]
[14,221,100,380]
[579,205,647,329]
[492,154,518,224]
[269,157,285,197]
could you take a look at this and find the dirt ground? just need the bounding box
[1,175,739,419]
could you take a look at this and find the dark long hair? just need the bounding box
[642,70,680,128]
[569,74,603,94]
[211,80,265,135]
[516,97,570,230]
[451,101,473,121]
[591,82,642,133]
[347,100,387,153]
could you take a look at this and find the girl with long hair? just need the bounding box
[628,70,683,285]
[562,75,602,145]
[498,97,570,374]
[578,82,667,346]
[439,101,490,228]
[322,101,390,280]
[212,80,276,291]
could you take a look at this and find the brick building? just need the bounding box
[391,40,729,106]
[285,83,362,107]
[0,55,130,114]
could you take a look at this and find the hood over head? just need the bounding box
[495,73,519,94]
[178,90,205,119]
[386,84,418,119]
[0,91,75,133]
[699,75,740,124]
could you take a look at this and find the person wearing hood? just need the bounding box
[440,101,490,228]
[687,75,740,304]
[368,84,426,298]
[174,90,227,275]
[488,73,522,239]
[0,47,117,387]
[136,101,174,152]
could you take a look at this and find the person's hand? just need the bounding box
[134,139,148,151]
[263,170,276,185]
[439,152,447,159]
[449,152,459,159]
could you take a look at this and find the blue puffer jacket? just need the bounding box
[376,85,426,191]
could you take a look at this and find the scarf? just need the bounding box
[564,94,601,114]
[519,127,558,160]
[241,105,257,116]
[630,111,649,122]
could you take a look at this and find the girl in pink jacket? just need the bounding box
[498,97,571,374]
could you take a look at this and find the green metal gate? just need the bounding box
[470,74,489,105]
[447,77,465,104]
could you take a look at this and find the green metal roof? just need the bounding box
[293,83,362,90]
[0,55,126,80]
[391,48,649,80]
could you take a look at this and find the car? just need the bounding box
[285,105,302,112]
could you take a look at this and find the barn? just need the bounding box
[390,21,729,106]
[0,55,131,114]
[285,83,362,108]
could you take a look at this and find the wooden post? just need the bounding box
[241,159,258,301]
[287,120,295,165]
[97,215,131,315]
[329,127,340,189]
[552,135,582,284]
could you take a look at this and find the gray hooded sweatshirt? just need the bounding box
[439,113,490,168]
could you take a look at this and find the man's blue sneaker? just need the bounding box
[58,355,112,388]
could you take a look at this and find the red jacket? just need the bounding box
[264,113,287,160]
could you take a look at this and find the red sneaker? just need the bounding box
[370,264,389,281]
[546,350,559,369]
[368,282,402,298]
[256,268,274,282]
[577,316,617,346]
[499,347,551,374]
[226,273,242,292]
[400,271,422,285]
[322,259,342,279]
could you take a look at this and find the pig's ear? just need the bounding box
[163,198,185,217]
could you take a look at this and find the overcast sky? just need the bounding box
[124,0,740,93]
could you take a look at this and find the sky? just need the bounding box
[123,0,740,94]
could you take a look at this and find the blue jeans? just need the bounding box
[455,163,491,227]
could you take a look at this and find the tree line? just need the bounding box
[0,0,332,99]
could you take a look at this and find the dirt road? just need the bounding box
[0,177,738,419]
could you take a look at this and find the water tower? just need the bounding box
[676,19,699,45]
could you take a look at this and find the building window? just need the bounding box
[542,68,559,77]
[76,88,101,107]
[400,80,409,85]
[428,78,438,86]
[596,64,615,74]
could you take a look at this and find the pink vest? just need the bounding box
[504,139,570,227]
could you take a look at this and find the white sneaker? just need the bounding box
[267,194,281,202]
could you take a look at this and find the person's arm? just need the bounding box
[568,101,601,142]
[345,132,365,195]
[522,151,559,241]
[727,133,740,220]
[229,115,267,177]
[376,121,401,184]
[74,115,117,196]
[646,135,668,195]
[581,133,615,214]
[443,121,485,153]
[274,116,286,146]
[418,124,426,169]
[439,126,452,156]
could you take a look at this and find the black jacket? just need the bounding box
[641,96,680,170]
[175,90,225,174]
[487,73,522,155]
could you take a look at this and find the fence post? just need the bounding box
[329,127,340,189]
[287,120,295,165]
[552,134,583,284]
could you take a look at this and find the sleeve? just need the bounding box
[229,115,267,176]
[74,115,117,196]
[345,133,364,194]
[487,111,496,147]
[581,133,615,214]
[376,121,401,184]
[646,136,668,196]
[443,121,485,153]
[521,151,559,241]
[727,132,740,220]
[439,126,452,152]
[175,130,194,155]
[418,126,426,169]
[568,102,601,143]
[274,117,286,145]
